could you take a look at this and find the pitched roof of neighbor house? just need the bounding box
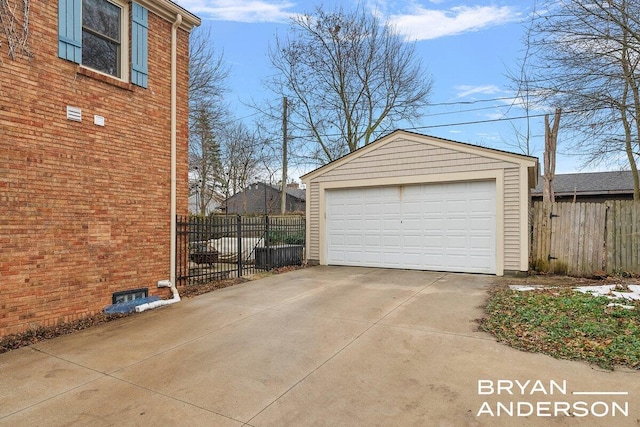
[227,182,305,202]
[532,171,638,197]
[301,129,539,185]
[284,187,306,200]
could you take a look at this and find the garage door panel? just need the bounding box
[446,236,467,248]
[446,217,468,230]
[423,201,444,214]
[364,235,381,247]
[468,234,493,249]
[331,235,345,245]
[469,216,493,229]
[403,234,423,248]
[423,236,444,248]
[382,234,402,247]
[446,200,468,212]
[345,251,366,262]
[423,218,444,230]
[471,201,494,210]
[345,234,363,246]
[363,220,382,231]
[326,181,496,273]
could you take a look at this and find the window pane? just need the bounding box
[82,31,119,76]
[83,0,120,41]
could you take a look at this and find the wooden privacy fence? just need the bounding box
[531,201,640,276]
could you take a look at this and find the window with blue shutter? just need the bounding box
[131,2,149,88]
[58,0,148,87]
[58,0,82,62]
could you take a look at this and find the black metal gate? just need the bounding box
[176,215,305,286]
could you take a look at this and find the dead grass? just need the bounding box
[479,274,640,370]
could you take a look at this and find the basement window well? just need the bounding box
[112,288,148,304]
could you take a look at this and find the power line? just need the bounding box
[409,112,551,131]
[285,105,612,140]
[427,96,517,106]
[421,104,512,118]
[226,97,517,125]
[409,105,612,131]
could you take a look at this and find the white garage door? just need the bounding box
[326,181,496,274]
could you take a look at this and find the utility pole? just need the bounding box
[280,97,288,214]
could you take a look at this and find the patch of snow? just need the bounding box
[574,285,616,296]
[628,285,640,293]
[607,302,636,310]
[514,283,639,308]
[509,285,539,291]
[611,291,640,301]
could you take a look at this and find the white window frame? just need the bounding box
[80,0,130,82]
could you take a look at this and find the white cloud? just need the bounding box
[484,111,507,121]
[176,0,296,23]
[389,5,521,41]
[454,84,502,98]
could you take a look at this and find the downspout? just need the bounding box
[137,13,183,313]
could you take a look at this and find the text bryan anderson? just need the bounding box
[476,379,629,418]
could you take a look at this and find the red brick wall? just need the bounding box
[0,2,192,336]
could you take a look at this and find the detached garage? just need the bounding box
[301,130,539,276]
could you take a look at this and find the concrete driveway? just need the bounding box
[1,266,638,426]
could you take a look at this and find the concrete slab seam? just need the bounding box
[244,273,448,424]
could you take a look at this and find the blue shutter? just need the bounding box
[131,3,149,88]
[58,0,82,62]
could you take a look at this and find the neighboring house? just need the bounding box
[531,171,639,202]
[224,182,306,214]
[0,0,200,337]
[302,130,539,276]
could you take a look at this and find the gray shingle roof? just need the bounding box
[532,171,638,196]
[285,187,306,200]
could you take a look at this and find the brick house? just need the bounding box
[0,0,200,336]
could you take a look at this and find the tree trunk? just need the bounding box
[541,108,561,272]
[542,108,561,205]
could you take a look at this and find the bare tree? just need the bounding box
[505,0,540,157]
[188,26,230,214]
[543,108,561,205]
[189,27,229,119]
[218,122,269,208]
[189,102,221,215]
[525,0,640,199]
[266,5,433,165]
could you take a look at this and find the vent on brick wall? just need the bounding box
[112,288,149,304]
[66,106,82,122]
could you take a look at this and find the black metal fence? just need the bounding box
[176,215,305,286]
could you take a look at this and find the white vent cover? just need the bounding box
[66,106,82,122]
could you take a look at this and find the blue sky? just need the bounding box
[175,0,599,176]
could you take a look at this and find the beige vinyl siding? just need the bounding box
[503,167,521,270]
[314,138,514,182]
[309,182,321,261]
[316,139,515,182]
